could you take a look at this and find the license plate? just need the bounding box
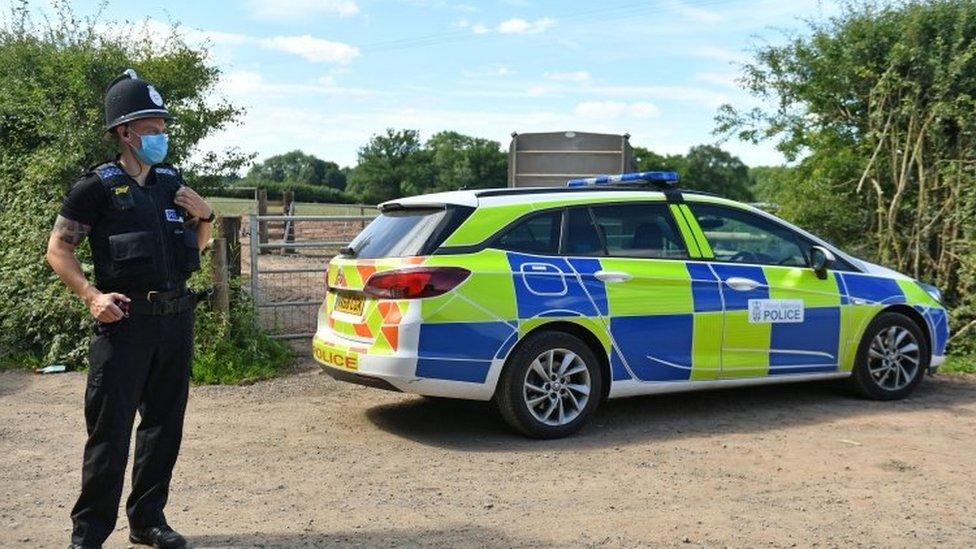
[335,294,365,316]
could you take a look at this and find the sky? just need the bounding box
[7,0,839,169]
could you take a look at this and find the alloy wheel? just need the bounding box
[522,348,591,426]
[867,326,920,391]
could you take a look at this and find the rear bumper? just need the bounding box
[929,354,945,374]
[311,332,498,401]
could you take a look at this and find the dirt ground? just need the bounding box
[2,364,975,548]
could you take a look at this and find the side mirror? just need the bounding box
[809,245,836,279]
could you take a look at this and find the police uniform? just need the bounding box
[64,71,201,549]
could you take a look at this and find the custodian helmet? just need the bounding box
[103,69,173,131]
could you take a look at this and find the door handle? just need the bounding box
[725,277,761,292]
[594,270,632,283]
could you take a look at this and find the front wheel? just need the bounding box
[495,331,603,438]
[850,312,928,400]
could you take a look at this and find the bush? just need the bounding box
[214,180,360,204]
[190,284,291,384]
[0,3,287,381]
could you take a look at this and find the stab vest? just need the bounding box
[85,162,201,293]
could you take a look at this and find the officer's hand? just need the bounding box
[174,185,212,220]
[88,292,130,323]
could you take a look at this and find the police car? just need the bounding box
[313,172,949,438]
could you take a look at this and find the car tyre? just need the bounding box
[850,312,928,400]
[496,331,603,438]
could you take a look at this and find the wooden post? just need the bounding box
[218,215,242,277]
[283,190,295,254]
[211,237,230,315]
[282,190,295,214]
[256,188,269,255]
[359,205,366,229]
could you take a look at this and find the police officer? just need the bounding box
[46,70,215,549]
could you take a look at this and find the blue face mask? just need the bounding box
[130,130,169,165]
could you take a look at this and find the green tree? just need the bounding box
[0,2,246,365]
[682,145,752,200]
[633,147,685,173]
[426,131,507,191]
[632,145,752,200]
[716,0,976,343]
[247,150,346,190]
[347,129,433,203]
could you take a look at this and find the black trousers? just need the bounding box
[71,309,194,545]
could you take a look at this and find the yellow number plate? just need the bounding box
[335,294,365,315]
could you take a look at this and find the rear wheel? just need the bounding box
[850,312,928,400]
[495,331,603,438]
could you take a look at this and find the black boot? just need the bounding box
[129,524,188,548]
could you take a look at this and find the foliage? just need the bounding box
[426,131,507,192]
[247,150,347,190]
[0,2,249,367]
[347,128,507,202]
[942,354,976,375]
[190,281,291,385]
[347,129,433,203]
[216,179,359,204]
[717,0,976,353]
[634,144,753,200]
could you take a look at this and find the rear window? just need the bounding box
[345,207,469,259]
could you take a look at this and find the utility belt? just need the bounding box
[124,288,211,316]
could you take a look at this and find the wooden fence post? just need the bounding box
[218,215,242,278]
[283,190,295,254]
[359,205,366,229]
[211,237,230,315]
[256,188,269,255]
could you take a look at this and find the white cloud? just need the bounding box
[464,16,556,35]
[462,66,514,78]
[218,70,383,100]
[247,0,359,21]
[690,45,748,63]
[574,101,659,119]
[260,35,360,64]
[695,72,738,88]
[585,84,729,108]
[497,17,555,34]
[665,0,722,23]
[544,71,590,83]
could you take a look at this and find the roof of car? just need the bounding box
[380,186,868,272]
[380,186,732,210]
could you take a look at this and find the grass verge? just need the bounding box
[941,354,976,375]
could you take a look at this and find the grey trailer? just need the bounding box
[508,131,635,188]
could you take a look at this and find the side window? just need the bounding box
[495,210,561,255]
[690,204,809,267]
[564,207,605,255]
[570,203,687,259]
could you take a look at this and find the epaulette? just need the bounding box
[153,164,179,177]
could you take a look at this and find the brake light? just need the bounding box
[363,267,470,299]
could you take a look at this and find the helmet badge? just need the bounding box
[147,85,164,107]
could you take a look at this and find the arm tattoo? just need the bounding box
[52,215,91,246]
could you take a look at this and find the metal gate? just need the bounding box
[247,213,373,339]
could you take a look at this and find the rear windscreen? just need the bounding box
[345,207,468,258]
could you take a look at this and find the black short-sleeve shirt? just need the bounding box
[59,174,109,227]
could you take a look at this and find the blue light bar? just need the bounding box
[566,171,680,188]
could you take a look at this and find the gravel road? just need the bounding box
[2,364,975,548]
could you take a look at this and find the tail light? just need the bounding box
[363,267,470,299]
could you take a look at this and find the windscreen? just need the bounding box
[345,207,448,258]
